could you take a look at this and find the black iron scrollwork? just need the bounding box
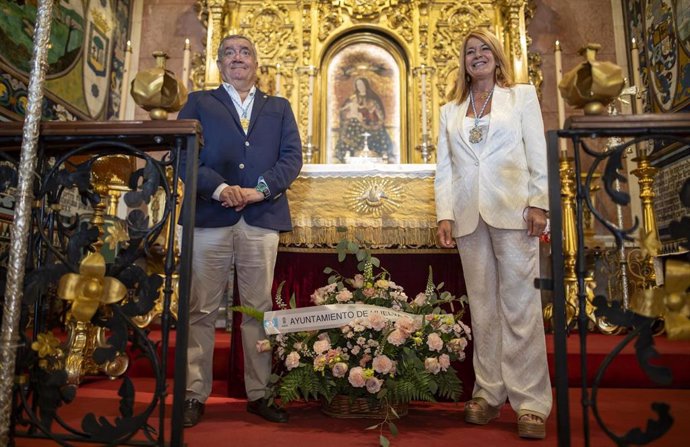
[1,134,186,445]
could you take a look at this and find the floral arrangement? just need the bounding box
[255,241,471,429]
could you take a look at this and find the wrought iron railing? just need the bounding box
[0,120,200,446]
[546,114,690,446]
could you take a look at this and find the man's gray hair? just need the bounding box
[217,34,259,62]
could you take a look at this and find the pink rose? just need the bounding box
[285,351,300,370]
[414,293,428,306]
[313,339,331,354]
[362,287,376,298]
[424,357,441,374]
[332,362,349,378]
[255,339,272,353]
[426,332,444,352]
[336,289,353,303]
[365,377,383,394]
[439,354,451,371]
[368,313,387,331]
[348,367,366,387]
[387,329,407,346]
[326,348,340,362]
[352,274,365,288]
[359,353,372,367]
[372,355,393,374]
[310,290,325,305]
[448,337,468,353]
[395,316,419,335]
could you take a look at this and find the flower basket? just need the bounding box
[254,240,470,437]
[321,394,408,419]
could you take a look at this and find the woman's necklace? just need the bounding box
[468,86,494,144]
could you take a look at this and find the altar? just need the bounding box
[280,163,438,248]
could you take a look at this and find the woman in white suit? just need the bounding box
[434,28,552,439]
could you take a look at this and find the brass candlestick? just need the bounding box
[631,148,660,288]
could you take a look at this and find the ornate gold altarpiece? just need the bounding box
[192,0,540,247]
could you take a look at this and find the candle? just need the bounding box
[118,40,132,120]
[631,37,644,114]
[421,65,428,138]
[554,40,567,155]
[275,63,281,97]
[307,66,314,141]
[182,38,191,90]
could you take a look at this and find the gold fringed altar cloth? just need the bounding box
[280,164,438,248]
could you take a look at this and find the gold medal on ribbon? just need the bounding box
[240,117,250,133]
[469,126,483,144]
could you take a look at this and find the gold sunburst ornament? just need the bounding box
[344,178,404,217]
[57,252,128,322]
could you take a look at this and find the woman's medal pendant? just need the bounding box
[469,125,483,144]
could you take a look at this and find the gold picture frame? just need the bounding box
[320,32,408,164]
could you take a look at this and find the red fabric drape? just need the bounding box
[228,250,474,398]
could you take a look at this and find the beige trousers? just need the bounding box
[457,217,552,417]
[186,218,279,402]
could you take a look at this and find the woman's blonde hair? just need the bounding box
[447,28,515,104]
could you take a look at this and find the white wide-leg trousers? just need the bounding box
[457,217,552,417]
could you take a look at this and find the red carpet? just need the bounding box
[14,379,690,446]
[13,331,690,446]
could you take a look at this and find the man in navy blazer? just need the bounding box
[178,34,302,426]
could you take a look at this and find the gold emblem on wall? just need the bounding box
[345,178,405,217]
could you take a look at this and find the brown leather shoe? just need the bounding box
[246,398,289,423]
[183,399,205,427]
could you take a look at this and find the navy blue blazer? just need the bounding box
[178,86,303,232]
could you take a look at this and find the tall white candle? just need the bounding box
[307,66,315,141]
[275,63,282,97]
[118,40,132,120]
[421,65,428,138]
[554,40,567,155]
[182,38,191,90]
[631,38,644,114]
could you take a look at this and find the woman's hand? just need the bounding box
[525,207,548,237]
[437,220,456,248]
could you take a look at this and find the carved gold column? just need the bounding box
[497,0,529,83]
[204,0,229,89]
[133,168,182,328]
[547,154,614,332]
[631,149,659,288]
[560,155,578,327]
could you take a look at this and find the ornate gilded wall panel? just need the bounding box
[199,0,535,163]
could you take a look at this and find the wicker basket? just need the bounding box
[320,395,409,419]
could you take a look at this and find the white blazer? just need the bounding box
[434,84,549,238]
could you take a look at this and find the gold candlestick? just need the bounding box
[631,152,659,288]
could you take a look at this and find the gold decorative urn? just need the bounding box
[131,51,188,120]
[558,43,625,115]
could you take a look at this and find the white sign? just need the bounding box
[263,304,423,335]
